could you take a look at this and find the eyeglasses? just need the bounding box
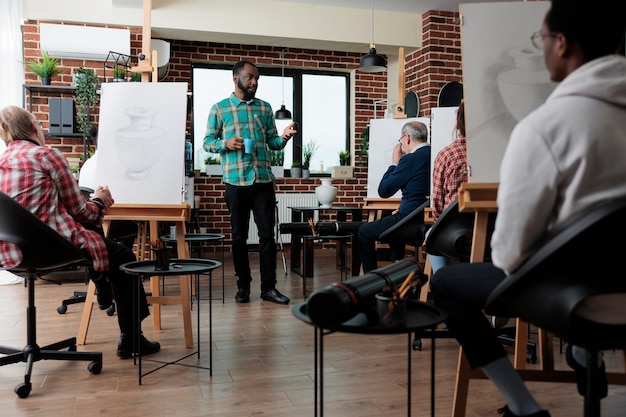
[398,134,406,143]
[530,31,557,50]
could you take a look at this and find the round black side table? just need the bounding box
[160,233,226,303]
[120,258,221,384]
[293,300,447,417]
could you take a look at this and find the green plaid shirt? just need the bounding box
[203,93,287,186]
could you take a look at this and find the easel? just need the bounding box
[77,0,198,348]
[392,47,408,119]
[450,182,626,417]
[77,204,195,348]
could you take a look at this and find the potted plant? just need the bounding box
[290,160,302,178]
[302,140,318,179]
[204,154,222,176]
[339,150,350,166]
[73,67,100,142]
[25,51,63,85]
[70,165,80,180]
[113,66,127,81]
[268,149,285,178]
[359,126,369,166]
[130,71,142,82]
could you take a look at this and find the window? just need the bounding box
[191,63,349,175]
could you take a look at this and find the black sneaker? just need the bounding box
[116,334,161,359]
[565,343,608,399]
[497,405,551,417]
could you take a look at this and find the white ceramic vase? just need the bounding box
[315,178,337,208]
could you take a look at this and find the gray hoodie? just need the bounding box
[492,54,626,274]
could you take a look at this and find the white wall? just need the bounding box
[21,0,422,56]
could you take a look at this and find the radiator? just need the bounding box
[248,193,318,244]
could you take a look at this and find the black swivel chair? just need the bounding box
[423,198,538,359]
[378,200,431,261]
[0,191,102,398]
[486,196,626,417]
[424,198,483,262]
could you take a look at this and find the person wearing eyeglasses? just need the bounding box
[429,1,626,416]
[0,105,160,360]
[357,120,430,273]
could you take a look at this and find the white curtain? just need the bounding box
[0,0,24,111]
[0,0,23,283]
[0,0,23,155]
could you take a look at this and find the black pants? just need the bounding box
[224,182,277,292]
[90,237,150,336]
[429,262,508,369]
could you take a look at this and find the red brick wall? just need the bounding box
[22,16,463,246]
[406,11,462,117]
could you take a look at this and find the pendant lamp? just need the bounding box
[359,0,387,73]
[275,48,292,120]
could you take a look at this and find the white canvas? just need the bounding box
[460,1,554,182]
[429,106,459,198]
[95,82,188,204]
[367,117,430,199]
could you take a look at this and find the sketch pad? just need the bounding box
[95,82,188,204]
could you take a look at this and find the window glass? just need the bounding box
[302,74,347,173]
[191,64,347,174]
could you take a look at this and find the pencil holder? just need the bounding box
[375,292,407,326]
[151,248,169,271]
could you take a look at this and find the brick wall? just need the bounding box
[21,16,462,246]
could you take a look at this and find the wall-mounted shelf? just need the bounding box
[22,84,89,159]
[104,51,133,82]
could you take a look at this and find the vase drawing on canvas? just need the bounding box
[115,107,165,180]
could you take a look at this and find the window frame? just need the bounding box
[191,62,350,177]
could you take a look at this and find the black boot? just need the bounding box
[116,333,161,359]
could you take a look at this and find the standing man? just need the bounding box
[357,121,430,273]
[430,1,626,416]
[204,60,296,305]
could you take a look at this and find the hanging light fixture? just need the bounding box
[275,48,292,120]
[359,0,387,73]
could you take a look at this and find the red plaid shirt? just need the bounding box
[431,137,468,221]
[0,140,109,271]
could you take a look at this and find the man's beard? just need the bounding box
[238,78,256,101]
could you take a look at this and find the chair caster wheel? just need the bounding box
[57,305,68,314]
[413,337,422,351]
[15,382,31,398]
[88,361,102,375]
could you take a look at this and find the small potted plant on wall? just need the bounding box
[131,71,142,82]
[25,51,63,85]
[113,66,127,81]
[339,150,350,166]
[73,67,100,141]
[268,149,285,178]
[204,154,222,176]
[290,161,302,178]
[302,140,318,179]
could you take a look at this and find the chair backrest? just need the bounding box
[378,200,430,243]
[0,191,88,274]
[424,199,496,260]
[485,196,626,349]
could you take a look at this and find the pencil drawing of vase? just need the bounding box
[115,107,165,180]
[497,47,556,122]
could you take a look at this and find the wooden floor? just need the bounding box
[1,248,626,417]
